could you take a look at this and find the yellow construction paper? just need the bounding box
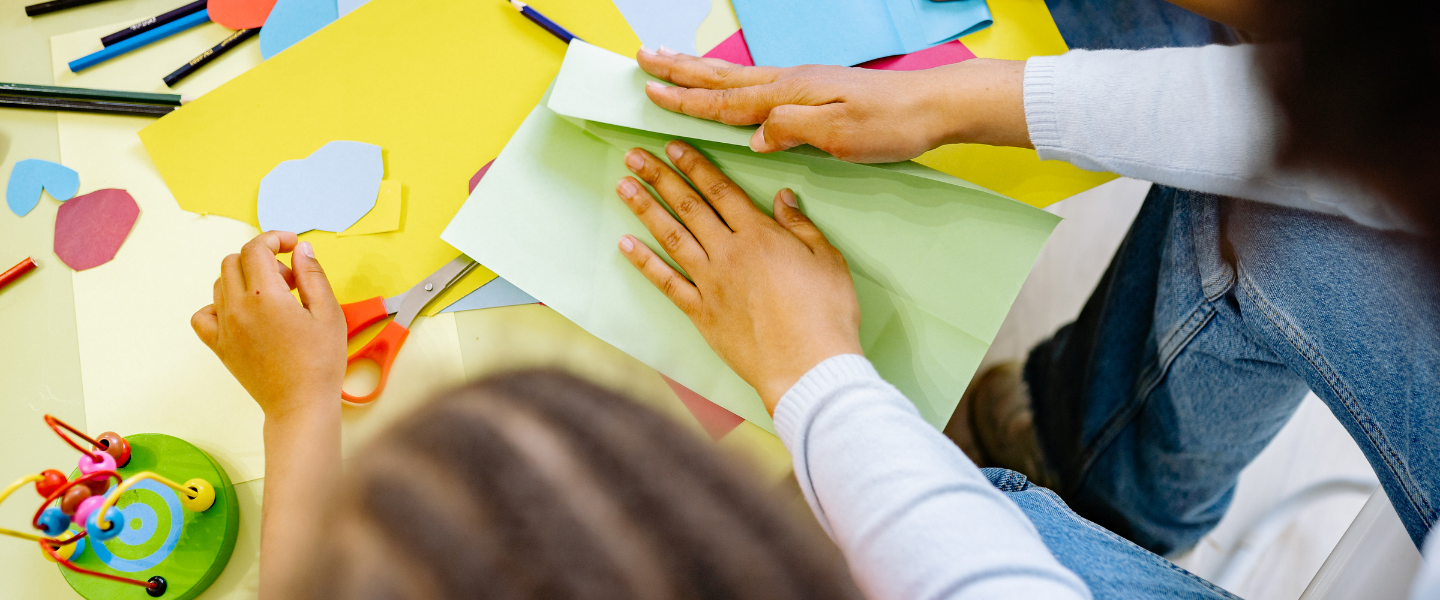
[960,0,1070,60]
[696,0,742,54]
[50,21,477,483]
[137,0,642,314]
[338,179,402,236]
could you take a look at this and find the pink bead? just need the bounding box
[71,495,105,531]
[77,451,115,475]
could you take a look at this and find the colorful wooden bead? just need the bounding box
[86,505,125,541]
[40,540,79,562]
[36,469,67,498]
[77,450,115,476]
[71,495,105,532]
[83,477,111,497]
[59,485,91,515]
[180,479,216,512]
[94,432,131,467]
[38,507,71,537]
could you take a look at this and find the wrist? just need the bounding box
[931,58,1032,149]
[263,392,339,430]
[758,343,862,414]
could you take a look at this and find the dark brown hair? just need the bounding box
[297,370,860,600]
[1260,0,1440,260]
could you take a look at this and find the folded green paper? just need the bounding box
[441,42,1059,433]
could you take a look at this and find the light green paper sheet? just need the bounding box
[442,45,1058,432]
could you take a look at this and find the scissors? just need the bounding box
[338,256,479,404]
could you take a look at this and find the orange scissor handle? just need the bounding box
[341,320,410,405]
[341,296,390,337]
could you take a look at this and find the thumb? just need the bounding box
[291,241,340,316]
[771,188,833,253]
[751,104,844,154]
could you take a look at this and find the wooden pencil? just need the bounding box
[0,95,175,117]
[101,0,207,47]
[0,82,183,106]
[164,27,257,87]
[24,0,114,17]
[507,0,582,44]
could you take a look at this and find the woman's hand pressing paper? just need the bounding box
[614,140,862,410]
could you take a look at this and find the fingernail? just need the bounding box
[750,125,766,152]
[639,45,656,56]
[619,236,634,252]
[658,46,677,56]
[618,179,637,198]
[781,189,798,208]
[645,81,665,93]
[666,142,683,161]
[625,150,645,170]
[298,241,314,258]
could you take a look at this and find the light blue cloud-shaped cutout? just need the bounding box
[7,159,79,217]
[257,141,383,234]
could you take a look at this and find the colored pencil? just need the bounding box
[0,82,183,106]
[164,27,257,87]
[69,9,210,72]
[101,0,207,47]
[507,0,582,44]
[0,258,37,293]
[0,95,175,117]
[24,0,113,17]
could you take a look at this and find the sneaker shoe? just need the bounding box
[944,361,1058,489]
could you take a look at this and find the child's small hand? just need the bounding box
[191,232,347,420]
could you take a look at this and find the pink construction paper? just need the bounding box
[467,159,494,194]
[662,374,743,440]
[702,29,975,72]
[53,189,140,271]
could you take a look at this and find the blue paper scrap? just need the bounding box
[439,276,538,313]
[260,0,338,59]
[336,0,367,18]
[257,141,383,234]
[6,159,79,217]
[732,0,992,68]
[612,0,712,56]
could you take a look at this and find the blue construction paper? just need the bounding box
[336,0,367,17]
[732,0,992,68]
[6,159,79,217]
[257,141,382,234]
[438,276,537,313]
[612,0,711,56]
[260,0,338,59]
[69,9,211,72]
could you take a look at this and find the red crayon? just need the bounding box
[0,257,38,292]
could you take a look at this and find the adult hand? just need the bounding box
[637,47,1031,163]
[191,231,347,420]
[615,140,862,410]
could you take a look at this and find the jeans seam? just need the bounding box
[1236,266,1436,527]
[1032,488,1245,600]
[1071,303,1218,493]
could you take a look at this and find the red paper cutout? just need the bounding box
[211,0,279,30]
[53,189,139,271]
[468,159,494,194]
[663,374,743,440]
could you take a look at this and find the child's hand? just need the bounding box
[615,141,863,410]
[191,232,347,420]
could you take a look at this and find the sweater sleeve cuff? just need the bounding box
[773,354,879,448]
[1023,54,1063,157]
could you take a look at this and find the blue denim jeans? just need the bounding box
[1030,0,1440,557]
[985,468,1239,599]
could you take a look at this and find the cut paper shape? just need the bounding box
[257,141,383,234]
[336,0,367,17]
[338,179,401,236]
[437,275,537,313]
[612,0,710,56]
[860,39,976,71]
[140,0,641,315]
[701,29,753,65]
[210,0,279,29]
[259,0,337,59]
[7,159,79,217]
[664,375,742,441]
[467,160,493,194]
[695,0,740,55]
[441,42,1060,432]
[53,189,140,271]
[731,0,991,67]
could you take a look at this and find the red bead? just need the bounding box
[35,470,67,498]
[60,485,91,516]
[94,432,131,468]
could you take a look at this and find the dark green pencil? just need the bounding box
[0,82,186,106]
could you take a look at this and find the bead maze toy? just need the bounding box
[2,415,239,598]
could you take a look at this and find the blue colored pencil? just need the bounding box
[68,9,211,72]
[507,0,582,44]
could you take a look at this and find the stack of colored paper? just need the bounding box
[441,41,1059,433]
[732,0,993,67]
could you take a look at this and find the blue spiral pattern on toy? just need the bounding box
[89,479,182,573]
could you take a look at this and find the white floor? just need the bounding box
[985,177,1379,600]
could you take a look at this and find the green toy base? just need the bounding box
[62,434,239,600]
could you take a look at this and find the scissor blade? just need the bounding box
[383,293,406,315]
[392,257,478,328]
